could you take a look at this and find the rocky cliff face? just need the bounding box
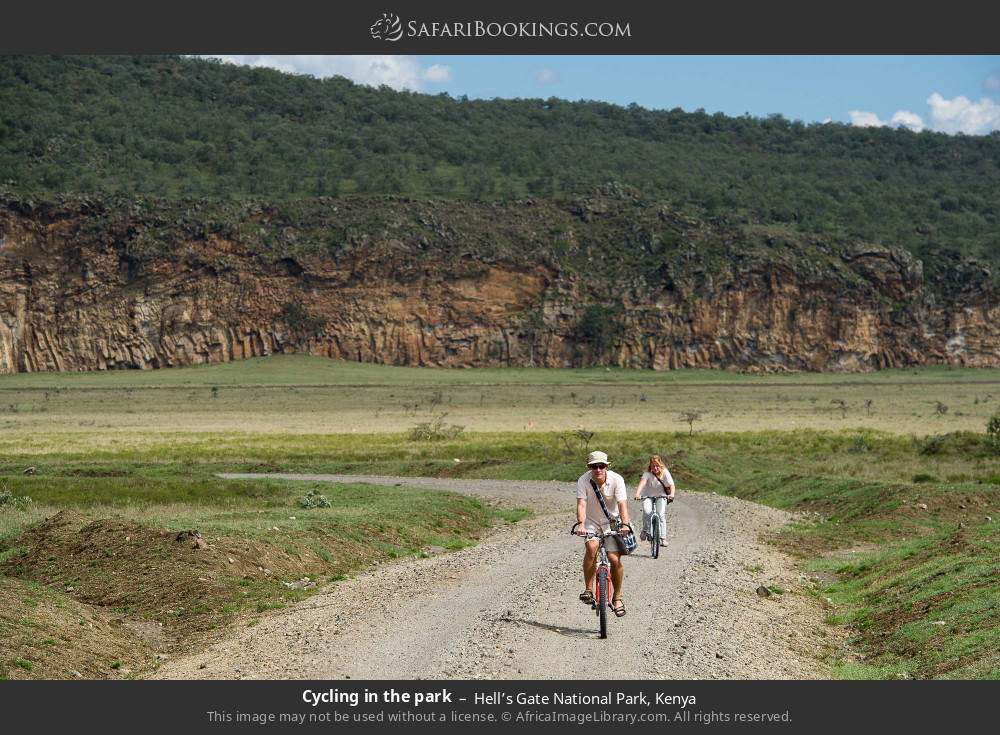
[0,192,997,374]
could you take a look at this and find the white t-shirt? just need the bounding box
[576,469,628,534]
[638,469,674,499]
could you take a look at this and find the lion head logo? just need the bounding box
[370,13,403,42]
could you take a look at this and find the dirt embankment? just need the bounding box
[0,509,361,679]
[0,574,150,680]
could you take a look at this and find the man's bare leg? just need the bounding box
[582,538,599,594]
[608,552,624,605]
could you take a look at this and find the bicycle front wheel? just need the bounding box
[651,516,660,559]
[596,567,609,639]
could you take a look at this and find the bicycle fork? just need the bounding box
[593,551,611,611]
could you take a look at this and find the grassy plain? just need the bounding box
[1,355,999,679]
[1,355,999,434]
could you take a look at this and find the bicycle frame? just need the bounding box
[640,495,671,558]
[650,511,660,558]
[571,522,617,639]
[594,537,611,608]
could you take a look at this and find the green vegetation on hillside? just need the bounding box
[2,55,999,265]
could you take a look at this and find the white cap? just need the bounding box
[586,450,609,466]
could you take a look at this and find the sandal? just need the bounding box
[612,598,627,617]
[580,590,595,605]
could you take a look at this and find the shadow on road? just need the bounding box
[500,616,597,639]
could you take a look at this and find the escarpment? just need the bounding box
[1,191,997,374]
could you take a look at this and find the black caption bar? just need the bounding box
[2,680,996,734]
[1,0,999,53]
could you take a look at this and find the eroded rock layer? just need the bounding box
[0,193,997,373]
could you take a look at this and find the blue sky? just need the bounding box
[209,55,1000,135]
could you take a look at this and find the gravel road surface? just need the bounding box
[153,474,833,680]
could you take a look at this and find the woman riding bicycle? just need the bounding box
[634,454,675,547]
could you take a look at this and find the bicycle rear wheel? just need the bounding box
[651,515,660,559]
[596,567,609,639]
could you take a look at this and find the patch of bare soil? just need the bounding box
[1,510,343,676]
[0,575,150,679]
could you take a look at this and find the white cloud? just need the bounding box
[849,93,999,135]
[848,110,885,128]
[535,68,559,85]
[422,64,452,83]
[204,55,443,91]
[926,92,1000,135]
[889,110,924,132]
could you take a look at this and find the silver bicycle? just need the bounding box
[641,496,672,559]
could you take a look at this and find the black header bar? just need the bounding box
[1,0,999,54]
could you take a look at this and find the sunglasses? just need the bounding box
[588,463,608,470]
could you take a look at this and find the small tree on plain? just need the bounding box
[573,429,595,451]
[679,411,702,436]
[987,413,1000,454]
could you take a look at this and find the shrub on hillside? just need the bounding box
[280,302,326,337]
[987,413,1000,454]
[298,490,331,509]
[0,485,32,510]
[917,431,990,456]
[407,414,465,441]
[849,434,873,453]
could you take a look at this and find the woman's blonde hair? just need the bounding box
[647,454,664,473]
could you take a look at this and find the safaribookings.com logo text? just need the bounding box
[370,13,631,42]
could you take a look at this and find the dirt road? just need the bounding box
[153,475,833,680]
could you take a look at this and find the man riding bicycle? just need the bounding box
[575,450,633,618]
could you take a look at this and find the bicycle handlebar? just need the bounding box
[569,521,633,539]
